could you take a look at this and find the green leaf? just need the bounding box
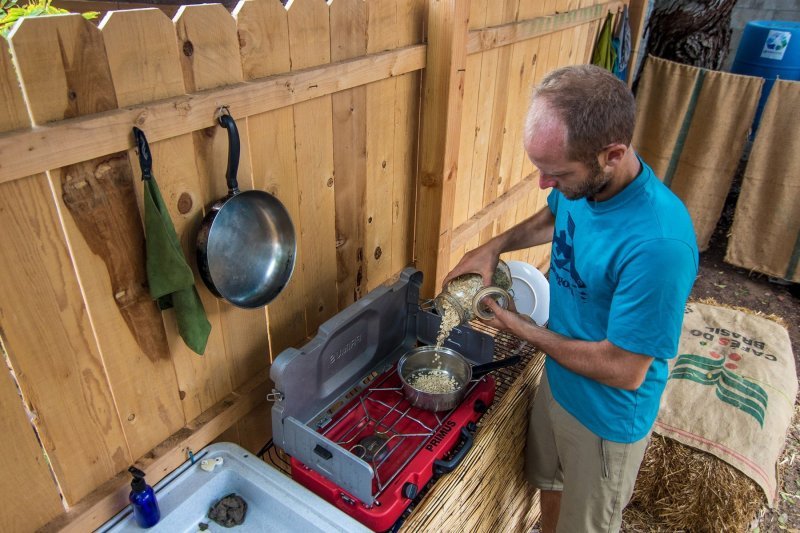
[80,10,98,20]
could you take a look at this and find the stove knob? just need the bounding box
[473,399,487,413]
[402,482,418,500]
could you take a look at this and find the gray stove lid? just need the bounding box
[270,268,422,447]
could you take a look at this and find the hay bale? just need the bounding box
[624,434,764,532]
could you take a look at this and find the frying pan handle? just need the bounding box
[433,427,474,475]
[218,113,240,195]
[471,355,522,379]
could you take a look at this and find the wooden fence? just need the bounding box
[0,0,629,530]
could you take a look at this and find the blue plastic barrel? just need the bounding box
[730,20,800,134]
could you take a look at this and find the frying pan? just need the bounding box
[398,345,522,412]
[196,112,296,308]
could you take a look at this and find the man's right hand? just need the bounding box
[441,244,500,289]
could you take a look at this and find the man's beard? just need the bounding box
[560,159,611,200]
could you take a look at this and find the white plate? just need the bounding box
[506,260,549,326]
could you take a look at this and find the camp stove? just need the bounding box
[270,269,498,531]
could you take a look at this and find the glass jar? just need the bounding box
[433,260,513,324]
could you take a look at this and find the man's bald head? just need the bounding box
[524,65,636,166]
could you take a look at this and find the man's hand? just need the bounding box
[441,206,556,290]
[441,244,500,288]
[478,297,533,333]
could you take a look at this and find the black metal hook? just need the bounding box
[132,126,153,181]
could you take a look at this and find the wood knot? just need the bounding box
[177,193,193,214]
[327,177,334,188]
[374,246,382,260]
[183,41,194,57]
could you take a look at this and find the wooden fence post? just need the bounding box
[415,0,470,298]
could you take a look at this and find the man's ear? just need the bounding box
[597,143,628,171]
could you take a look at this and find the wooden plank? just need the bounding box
[449,0,488,270]
[364,0,398,291]
[0,64,134,516]
[495,36,540,241]
[101,8,232,423]
[512,30,552,263]
[234,399,272,454]
[329,0,368,308]
[583,17,602,64]
[10,15,184,475]
[478,0,520,245]
[41,373,270,533]
[500,0,548,199]
[451,173,537,250]
[415,0,470,298]
[0,39,65,531]
[235,0,307,355]
[465,0,500,253]
[466,1,623,54]
[175,4,270,390]
[390,0,425,276]
[288,0,338,333]
[0,44,427,185]
[510,33,551,263]
[0,359,64,531]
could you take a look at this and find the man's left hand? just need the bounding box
[479,297,535,334]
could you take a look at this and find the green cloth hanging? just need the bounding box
[136,127,211,355]
[592,12,617,72]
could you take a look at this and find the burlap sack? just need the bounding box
[633,56,763,251]
[725,80,800,282]
[655,302,797,505]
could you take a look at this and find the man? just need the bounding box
[443,65,698,532]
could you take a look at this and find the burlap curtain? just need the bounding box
[633,56,764,251]
[726,80,800,282]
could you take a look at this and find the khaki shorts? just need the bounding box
[526,371,650,533]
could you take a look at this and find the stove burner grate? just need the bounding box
[314,364,482,498]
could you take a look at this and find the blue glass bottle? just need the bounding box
[128,466,160,528]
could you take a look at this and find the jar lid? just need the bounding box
[472,286,511,320]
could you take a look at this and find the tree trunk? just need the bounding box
[646,0,740,70]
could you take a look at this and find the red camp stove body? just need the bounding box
[291,367,496,532]
[270,269,501,532]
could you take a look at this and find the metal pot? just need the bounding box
[397,345,522,412]
[196,111,296,308]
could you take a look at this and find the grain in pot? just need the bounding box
[408,369,459,394]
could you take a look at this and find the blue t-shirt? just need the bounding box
[545,159,698,443]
